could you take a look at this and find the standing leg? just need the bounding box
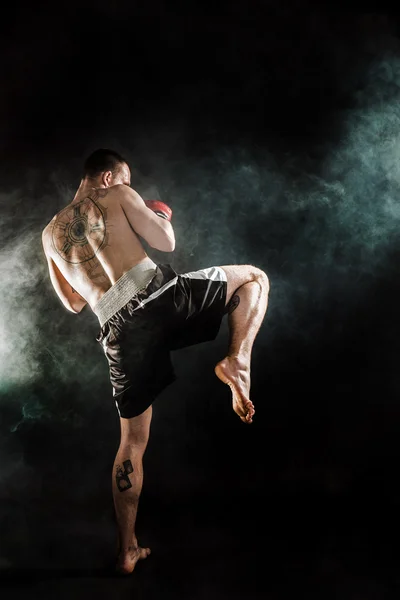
[113,405,152,574]
[215,265,270,424]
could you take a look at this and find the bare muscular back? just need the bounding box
[42,186,151,311]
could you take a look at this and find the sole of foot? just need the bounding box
[215,357,255,424]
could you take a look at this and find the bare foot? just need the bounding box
[116,545,151,575]
[215,356,255,423]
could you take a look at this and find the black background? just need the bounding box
[1,4,400,599]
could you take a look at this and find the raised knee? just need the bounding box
[250,266,270,292]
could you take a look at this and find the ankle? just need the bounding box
[226,353,250,366]
[119,541,138,555]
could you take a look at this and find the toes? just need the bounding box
[243,408,255,424]
[236,403,255,423]
[245,404,255,421]
[140,547,151,559]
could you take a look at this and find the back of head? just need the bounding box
[83,148,126,180]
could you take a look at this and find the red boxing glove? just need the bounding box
[144,199,172,221]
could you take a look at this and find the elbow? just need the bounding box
[166,230,176,252]
[166,237,175,252]
[160,222,175,252]
[153,235,175,253]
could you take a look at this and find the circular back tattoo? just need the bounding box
[51,193,108,264]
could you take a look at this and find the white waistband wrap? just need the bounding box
[94,258,158,327]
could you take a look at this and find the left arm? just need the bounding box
[43,245,87,314]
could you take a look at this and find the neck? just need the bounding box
[73,179,103,202]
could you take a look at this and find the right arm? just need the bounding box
[119,187,175,252]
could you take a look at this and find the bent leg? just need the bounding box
[215,265,270,424]
[113,405,152,575]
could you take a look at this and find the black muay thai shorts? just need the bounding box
[95,258,227,418]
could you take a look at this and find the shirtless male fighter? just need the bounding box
[42,149,270,574]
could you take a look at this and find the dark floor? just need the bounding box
[2,352,400,600]
[2,480,400,599]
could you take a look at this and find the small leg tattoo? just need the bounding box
[224,294,240,315]
[116,459,134,492]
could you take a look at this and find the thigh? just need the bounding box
[219,264,260,306]
[115,340,176,420]
[101,310,176,419]
[170,266,228,349]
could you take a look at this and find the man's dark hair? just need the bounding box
[83,148,127,179]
